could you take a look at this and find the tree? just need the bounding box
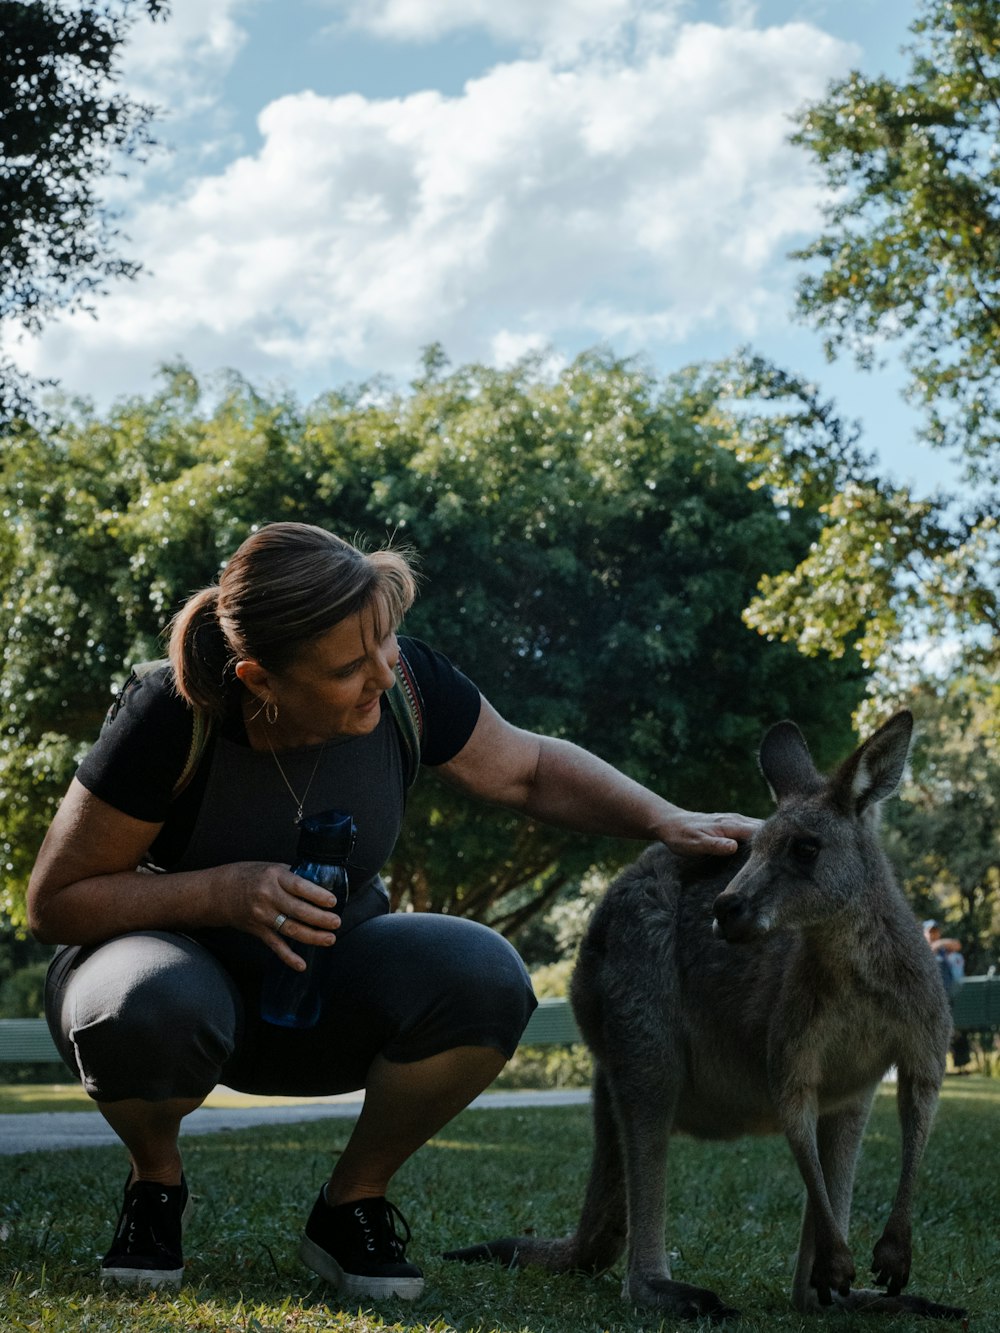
[0,351,866,932]
[884,672,1000,974]
[728,3,1000,966]
[779,0,998,682]
[793,0,1000,487]
[733,0,1000,681]
[0,0,166,426]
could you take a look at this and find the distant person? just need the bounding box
[923,919,965,996]
[27,521,760,1299]
[923,918,970,1071]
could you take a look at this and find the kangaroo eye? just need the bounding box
[791,837,821,863]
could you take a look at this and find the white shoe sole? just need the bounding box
[99,1187,193,1290]
[100,1264,184,1290]
[299,1233,425,1300]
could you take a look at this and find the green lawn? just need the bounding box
[1,1077,992,1332]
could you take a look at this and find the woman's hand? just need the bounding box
[27,780,342,960]
[214,861,342,970]
[652,811,761,857]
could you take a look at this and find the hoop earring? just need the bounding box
[264,700,278,726]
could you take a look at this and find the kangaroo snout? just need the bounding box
[712,889,763,943]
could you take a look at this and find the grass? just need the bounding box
[1,1077,993,1332]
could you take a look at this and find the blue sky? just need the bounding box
[10,0,958,494]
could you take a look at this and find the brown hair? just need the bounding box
[168,523,417,717]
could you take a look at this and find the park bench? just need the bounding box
[2,980,996,1074]
[0,997,583,1072]
[950,973,1000,1033]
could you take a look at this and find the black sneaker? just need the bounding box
[299,1189,424,1300]
[100,1174,191,1289]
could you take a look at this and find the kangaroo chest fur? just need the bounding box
[571,844,949,1143]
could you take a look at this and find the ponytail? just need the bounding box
[167,586,233,718]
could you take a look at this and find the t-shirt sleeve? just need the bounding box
[399,636,482,766]
[75,666,197,822]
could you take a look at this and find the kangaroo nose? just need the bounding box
[713,891,751,941]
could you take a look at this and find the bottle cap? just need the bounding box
[296,808,356,863]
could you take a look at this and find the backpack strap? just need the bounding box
[130,658,210,800]
[387,646,425,789]
[128,646,425,801]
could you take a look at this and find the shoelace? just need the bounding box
[116,1183,177,1254]
[357,1198,412,1259]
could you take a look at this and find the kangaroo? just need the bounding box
[446,711,966,1320]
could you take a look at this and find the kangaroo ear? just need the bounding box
[832,710,913,817]
[758,721,822,803]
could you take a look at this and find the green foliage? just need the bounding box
[0,0,166,425]
[0,351,866,930]
[494,1041,593,1091]
[884,673,1000,971]
[0,960,47,1019]
[715,352,997,677]
[793,0,1000,486]
[781,0,998,693]
[0,924,51,1019]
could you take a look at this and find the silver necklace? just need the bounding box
[264,732,327,824]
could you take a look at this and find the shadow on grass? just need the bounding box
[1,1079,993,1331]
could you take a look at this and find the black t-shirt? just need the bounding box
[76,635,482,869]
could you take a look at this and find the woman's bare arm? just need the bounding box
[27,778,341,968]
[439,698,760,855]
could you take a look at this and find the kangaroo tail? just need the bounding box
[443,1065,627,1277]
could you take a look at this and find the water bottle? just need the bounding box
[259,809,356,1029]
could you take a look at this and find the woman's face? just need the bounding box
[263,606,399,744]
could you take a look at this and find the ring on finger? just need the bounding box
[273,912,288,932]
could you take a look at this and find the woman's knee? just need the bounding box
[446,919,534,1002]
[51,932,241,1100]
[379,916,537,1060]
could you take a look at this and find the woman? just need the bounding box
[28,521,759,1300]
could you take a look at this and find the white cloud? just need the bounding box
[491,330,565,372]
[120,0,251,116]
[14,12,853,406]
[327,0,686,61]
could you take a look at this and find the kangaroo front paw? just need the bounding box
[811,1241,856,1304]
[625,1274,740,1322]
[872,1229,911,1296]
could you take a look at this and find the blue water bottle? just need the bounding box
[259,809,356,1029]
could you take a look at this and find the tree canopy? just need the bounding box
[0,350,865,932]
[793,0,1000,486]
[0,0,165,425]
[747,1,999,683]
[884,670,999,975]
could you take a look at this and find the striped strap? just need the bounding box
[387,648,425,789]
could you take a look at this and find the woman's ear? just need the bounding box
[234,659,271,699]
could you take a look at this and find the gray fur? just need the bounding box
[446,711,965,1321]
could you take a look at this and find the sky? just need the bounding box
[10,0,959,496]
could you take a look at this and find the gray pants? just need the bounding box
[45,910,536,1102]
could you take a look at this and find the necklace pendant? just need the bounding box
[264,726,328,825]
